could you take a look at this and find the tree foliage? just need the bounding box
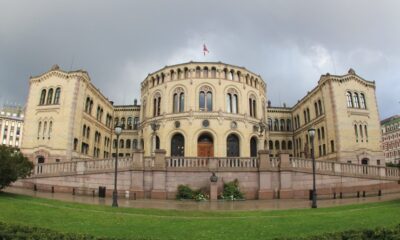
[0,145,33,190]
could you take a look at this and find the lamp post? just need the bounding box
[112,124,122,207]
[308,127,317,208]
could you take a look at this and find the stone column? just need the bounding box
[278,153,293,199]
[258,150,274,199]
[151,149,167,199]
[130,149,145,199]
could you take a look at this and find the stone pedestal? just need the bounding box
[210,182,218,201]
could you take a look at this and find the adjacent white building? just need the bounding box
[0,104,24,148]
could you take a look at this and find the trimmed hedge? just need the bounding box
[279,224,400,240]
[0,222,153,240]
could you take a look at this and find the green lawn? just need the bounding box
[0,192,399,240]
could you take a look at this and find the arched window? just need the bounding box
[229,70,234,80]
[321,127,325,139]
[237,71,241,82]
[274,119,279,131]
[82,124,87,137]
[170,70,176,81]
[317,128,321,140]
[85,97,90,112]
[280,119,285,131]
[127,117,132,130]
[54,88,61,104]
[153,93,162,116]
[39,89,46,105]
[203,67,208,78]
[353,93,360,108]
[318,100,323,114]
[249,95,257,118]
[184,68,190,78]
[86,127,90,139]
[346,91,353,107]
[199,86,212,111]
[173,87,184,113]
[46,88,53,105]
[354,124,358,140]
[288,141,293,150]
[306,108,310,122]
[314,102,319,116]
[177,69,182,79]
[268,118,273,131]
[48,121,52,139]
[364,125,368,140]
[281,140,286,150]
[223,68,228,79]
[37,121,42,139]
[211,67,216,78]
[227,134,240,157]
[43,121,47,139]
[226,89,238,113]
[120,117,126,129]
[269,140,273,150]
[250,137,257,157]
[89,100,93,114]
[286,119,291,131]
[155,136,160,150]
[119,139,124,148]
[195,66,201,78]
[171,133,185,156]
[126,139,131,149]
[133,117,139,130]
[275,140,280,150]
[360,93,366,109]
[132,139,138,149]
[113,139,117,149]
[114,117,119,127]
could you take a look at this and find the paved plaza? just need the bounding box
[4,187,400,211]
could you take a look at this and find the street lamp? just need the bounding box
[308,127,317,208]
[112,124,122,207]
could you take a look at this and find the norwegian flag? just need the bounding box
[203,44,210,56]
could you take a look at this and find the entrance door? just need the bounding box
[198,134,214,157]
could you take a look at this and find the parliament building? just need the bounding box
[21,62,384,166]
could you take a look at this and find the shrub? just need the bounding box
[176,184,194,199]
[221,179,244,200]
[176,185,209,201]
[277,224,400,240]
[0,221,133,240]
[0,145,34,190]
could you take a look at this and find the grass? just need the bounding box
[0,192,399,240]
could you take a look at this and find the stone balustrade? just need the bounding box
[166,157,209,168]
[32,152,400,181]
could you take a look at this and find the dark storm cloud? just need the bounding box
[1,0,399,118]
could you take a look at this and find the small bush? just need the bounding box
[176,184,194,199]
[0,221,130,240]
[278,224,400,240]
[221,179,244,200]
[176,185,209,201]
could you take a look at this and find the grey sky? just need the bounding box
[1,0,399,119]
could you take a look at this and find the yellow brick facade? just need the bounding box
[21,63,384,165]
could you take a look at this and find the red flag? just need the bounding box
[203,44,209,56]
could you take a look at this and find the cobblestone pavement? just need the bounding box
[4,187,400,211]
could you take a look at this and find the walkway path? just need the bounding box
[4,187,400,211]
